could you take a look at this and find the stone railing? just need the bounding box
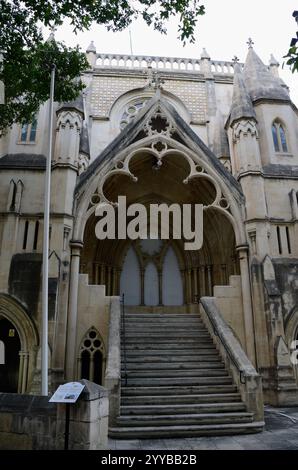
[95,53,243,74]
[200,297,264,423]
[104,296,121,426]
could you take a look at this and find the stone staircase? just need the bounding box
[109,311,263,438]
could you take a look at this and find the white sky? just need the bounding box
[52,0,298,105]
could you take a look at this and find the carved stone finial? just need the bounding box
[151,72,165,90]
[232,55,240,64]
[247,37,254,49]
[145,63,165,90]
[47,26,57,42]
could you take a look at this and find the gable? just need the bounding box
[76,93,244,204]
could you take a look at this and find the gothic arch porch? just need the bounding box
[69,96,256,363]
[79,150,240,307]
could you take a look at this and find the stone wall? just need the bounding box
[0,380,108,450]
[213,275,245,348]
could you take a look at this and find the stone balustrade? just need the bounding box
[95,53,243,74]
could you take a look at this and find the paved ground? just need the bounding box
[108,406,298,450]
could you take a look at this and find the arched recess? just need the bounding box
[0,294,39,393]
[162,246,183,306]
[77,327,105,385]
[109,88,191,129]
[285,307,298,383]
[79,149,241,305]
[74,98,247,311]
[144,261,159,306]
[73,134,246,248]
[120,245,141,305]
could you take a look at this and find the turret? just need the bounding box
[54,96,84,168]
[226,57,268,247]
[226,61,261,174]
[86,41,97,68]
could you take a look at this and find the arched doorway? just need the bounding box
[0,318,21,392]
[0,295,39,394]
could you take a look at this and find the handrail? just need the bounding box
[105,297,121,425]
[121,293,127,387]
[199,296,264,422]
[199,297,258,380]
[198,298,246,384]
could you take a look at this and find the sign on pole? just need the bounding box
[49,382,85,403]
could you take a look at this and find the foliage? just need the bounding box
[0,0,205,130]
[284,11,298,73]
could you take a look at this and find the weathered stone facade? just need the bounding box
[0,43,298,419]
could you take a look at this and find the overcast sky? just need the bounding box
[51,0,298,105]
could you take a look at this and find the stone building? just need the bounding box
[0,41,298,437]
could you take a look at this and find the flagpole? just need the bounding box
[41,63,55,396]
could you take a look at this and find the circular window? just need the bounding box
[120,100,148,130]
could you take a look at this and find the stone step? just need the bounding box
[125,314,201,319]
[116,412,253,427]
[125,324,204,329]
[115,309,260,438]
[121,392,242,405]
[121,384,238,396]
[122,361,224,369]
[125,327,207,333]
[109,421,264,439]
[125,315,202,320]
[123,353,218,360]
[121,369,228,378]
[121,376,233,386]
[124,331,209,338]
[121,402,246,415]
[123,344,217,352]
[124,337,213,344]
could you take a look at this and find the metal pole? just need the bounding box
[41,64,55,396]
[64,403,70,450]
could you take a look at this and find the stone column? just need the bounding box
[116,268,121,295]
[112,267,117,295]
[158,270,163,305]
[107,266,112,296]
[237,244,256,365]
[140,268,145,305]
[18,351,24,393]
[221,264,227,285]
[207,265,213,295]
[66,240,83,380]
[94,262,99,284]
[101,264,106,285]
[193,267,198,301]
[200,265,206,296]
[180,269,187,304]
[22,352,29,393]
[187,269,192,303]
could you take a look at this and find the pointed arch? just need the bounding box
[144,261,159,306]
[162,246,183,305]
[73,97,245,250]
[0,294,38,393]
[77,326,105,385]
[271,119,289,153]
[120,245,141,305]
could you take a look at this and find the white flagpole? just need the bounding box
[41,63,55,396]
